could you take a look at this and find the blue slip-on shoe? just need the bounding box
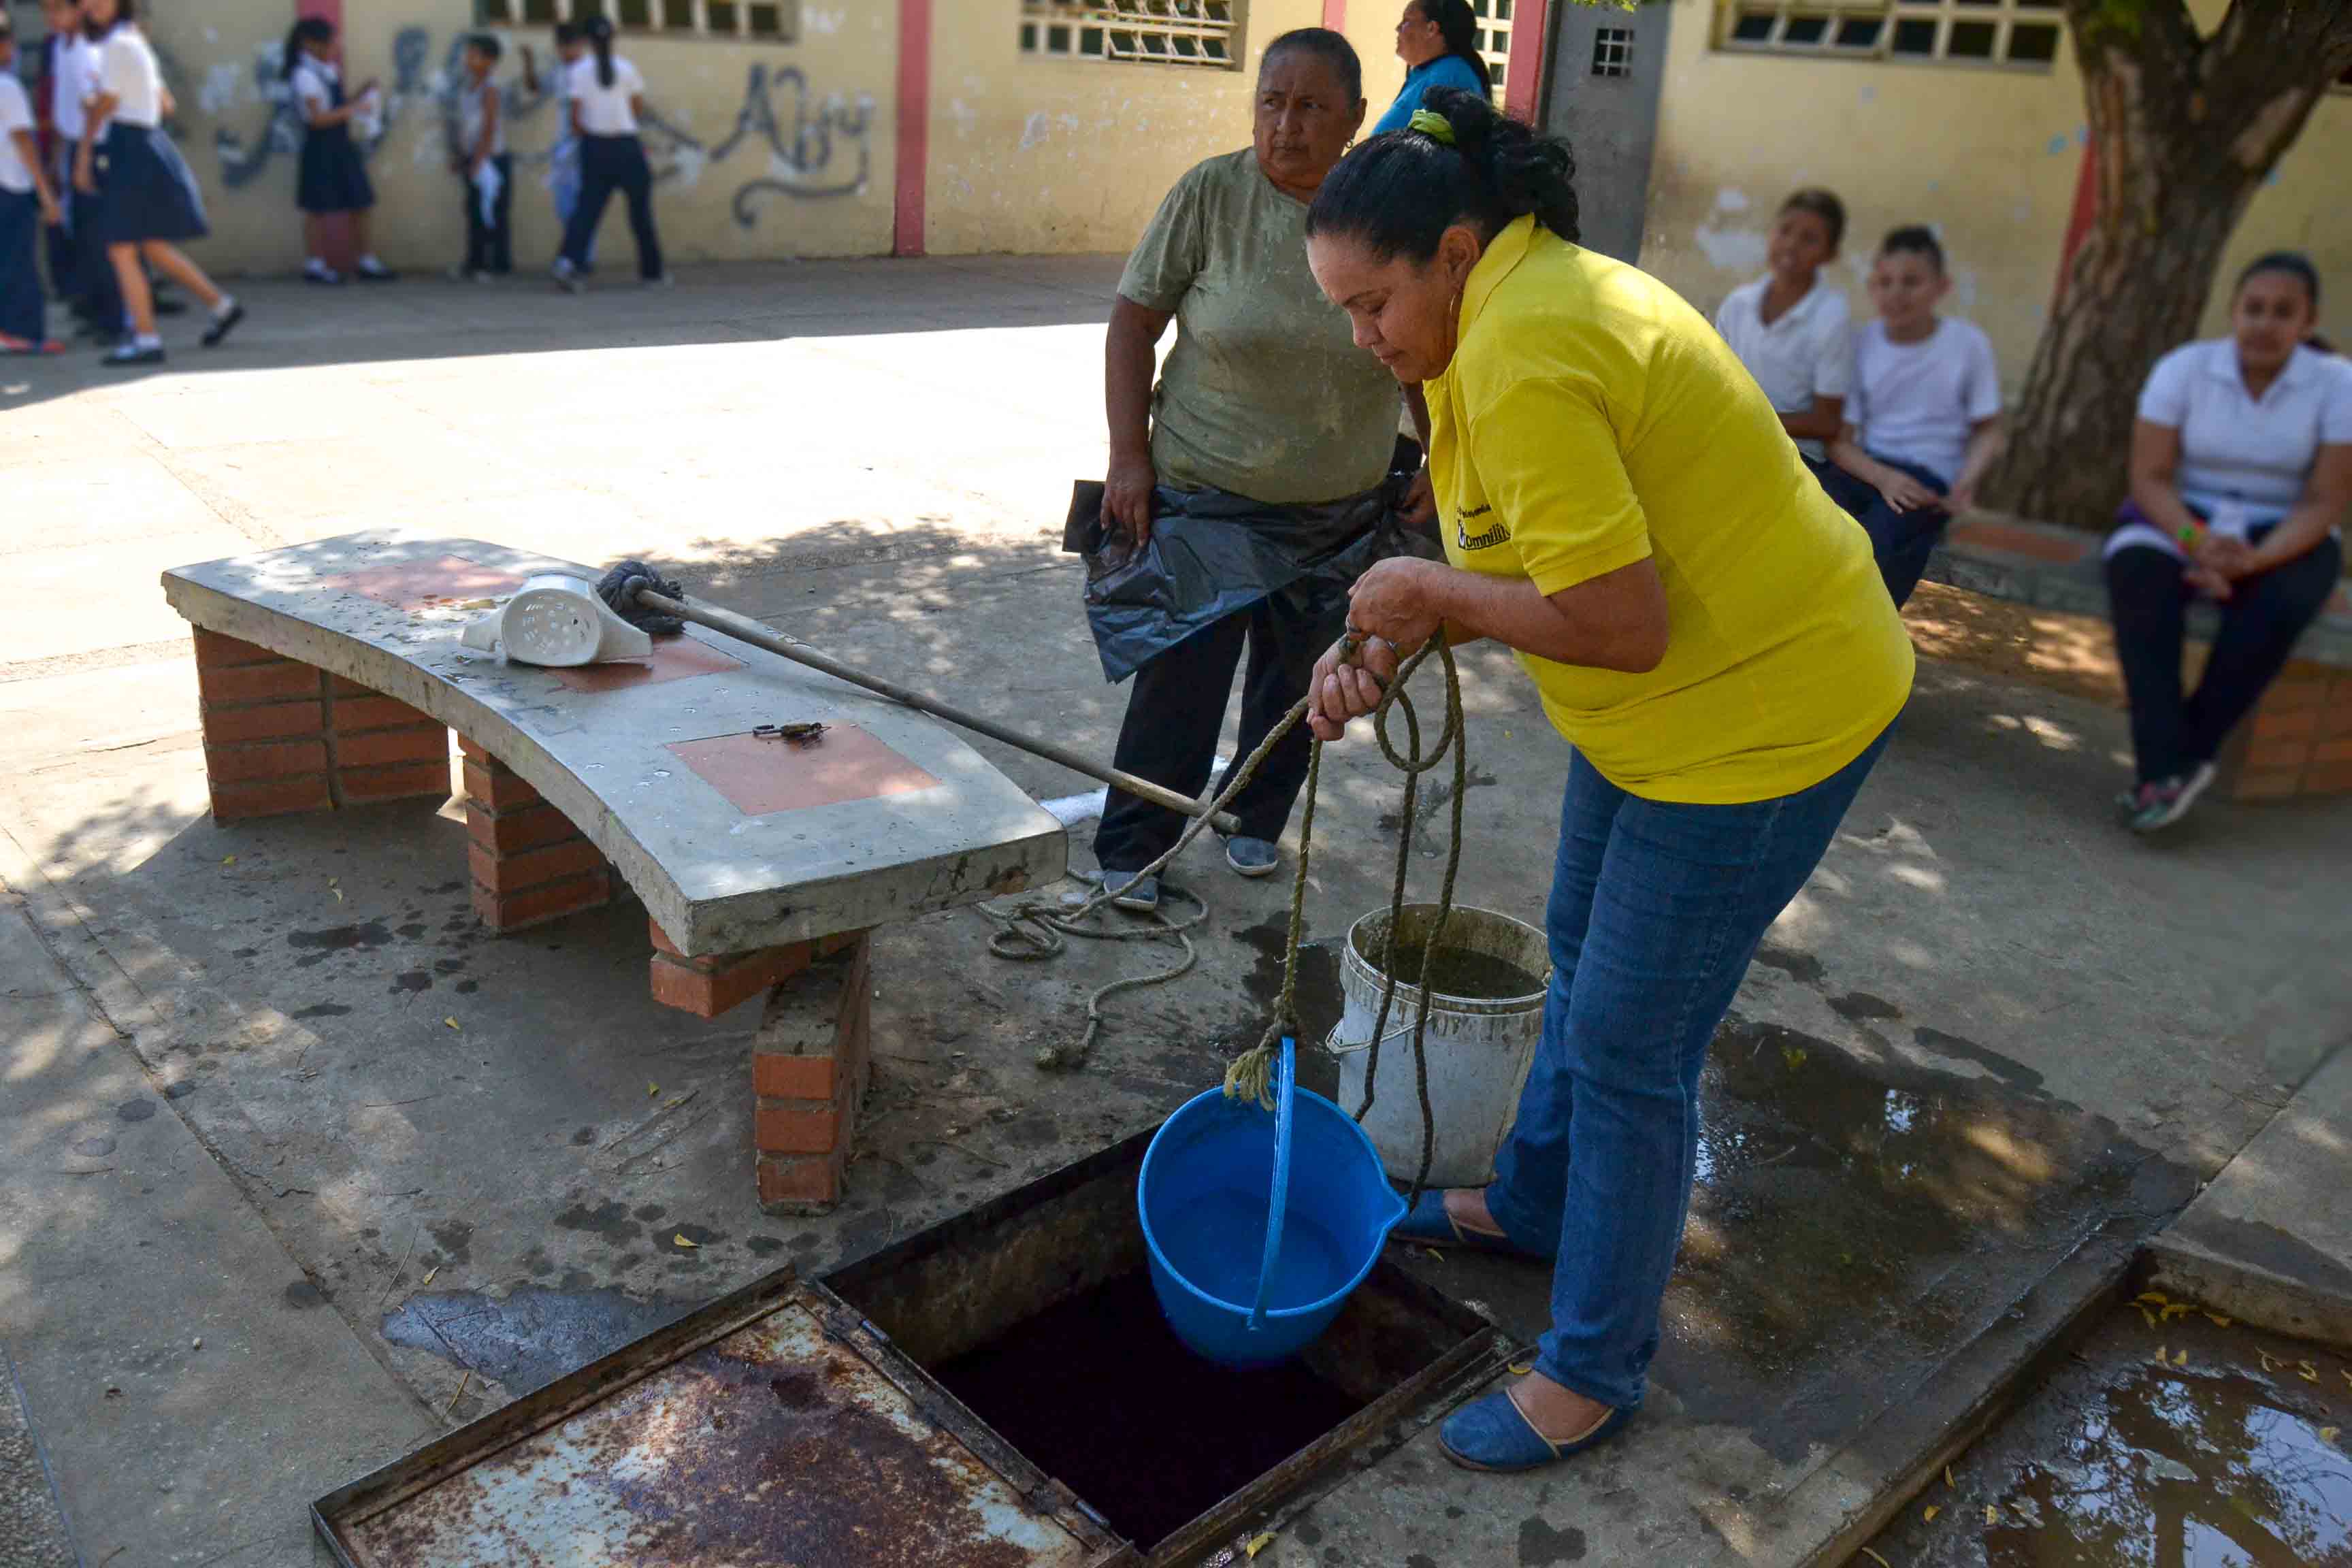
[1224,835,1281,877]
[1439,1386,1633,1473]
[1391,1188,1550,1260]
[1103,870,1160,913]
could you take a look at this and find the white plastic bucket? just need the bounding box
[1328,904,1548,1190]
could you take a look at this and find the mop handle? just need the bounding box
[636,591,1242,835]
[1247,1036,1298,1333]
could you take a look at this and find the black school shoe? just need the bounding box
[102,340,165,367]
[201,302,247,348]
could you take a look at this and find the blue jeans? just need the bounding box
[1485,728,1893,1411]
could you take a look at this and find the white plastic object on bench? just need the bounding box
[461,574,653,667]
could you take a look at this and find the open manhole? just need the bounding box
[313,1130,1509,1566]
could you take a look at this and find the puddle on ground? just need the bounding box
[382,1286,681,1395]
[1862,1305,2352,1567]
[1392,1013,2194,1460]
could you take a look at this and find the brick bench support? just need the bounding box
[2210,657,2352,801]
[459,738,615,933]
[195,630,451,820]
[749,933,874,1214]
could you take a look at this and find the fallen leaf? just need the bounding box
[421,1266,438,1287]
[2136,1305,2159,1329]
[1507,1361,1535,1376]
[647,1082,659,1097]
[2258,1350,2280,1372]
[2299,1360,2319,1383]
[2174,1349,2189,1366]
[2159,1302,2193,1320]
[1923,1505,1940,1522]
[2155,1344,2168,1363]
[328,877,338,887]
[2204,1311,2232,1328]
[2319,1426,2339,1445]
[1861,1550,1891,1568]
[1944,1466,1955,1489]
[2135,1290,2168,1306]
[1421,1246,1446,1262]
[1245,1534,1275,1561]
[444,1017,460,1031]
[220,855,237,867]
[332,888,343,902]
[673,1234,698,1250]
[1985,1505,1998,1526]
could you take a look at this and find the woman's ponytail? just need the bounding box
[281,18,332,82]
[587,14,616,88]
[1421,0,1493,96]
[1307,85,1579,262]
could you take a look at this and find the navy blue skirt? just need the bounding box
[94,122,208,246]
[0,189,45,342]
[298,125,374,214]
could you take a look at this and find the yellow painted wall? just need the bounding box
[1639,3,2352,385]
[923,0,1416,257]
[138,0,892,277]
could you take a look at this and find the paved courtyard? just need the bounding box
[2,263,2347,1566]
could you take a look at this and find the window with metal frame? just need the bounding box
[1718,0,2063,70]
[1017,1,1242,69]
[1470,0,1512,98]
[1591,25,1633,78]
[476,0,799,42]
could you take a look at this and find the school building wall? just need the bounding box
[1629,1,2352,387]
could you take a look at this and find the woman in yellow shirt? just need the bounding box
[1303,90,1914,1473]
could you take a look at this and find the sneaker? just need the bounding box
[1224,836,1281,878]
[640,273,674,289]
[2125,761,2216,834]
[303,261,344,286]
[101,340,164,367]
[354,257,396,282]
[1103,870,1160,913]
[552,259,583,295]
[200,301,246,348]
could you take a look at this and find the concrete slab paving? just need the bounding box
[2149,1045,2352,1347]
[2,261,2347,1565]
[0,879,434,1568]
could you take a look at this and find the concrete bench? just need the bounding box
[1923,517,2352,802]
[162,534,1066,1211]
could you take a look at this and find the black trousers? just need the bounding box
[1092,585,1347,873]
[2106,530,2343,785]
[561,133,662,280]
[461,153,514,275]
[1818,455,1950,608]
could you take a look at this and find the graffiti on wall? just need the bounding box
[203,23,872,228]
[648,65,876,226]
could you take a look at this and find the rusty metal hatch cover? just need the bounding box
[311,1269,1129,1568]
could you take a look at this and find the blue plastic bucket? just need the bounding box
[1138,1040,1408,1368]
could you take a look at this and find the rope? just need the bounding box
[983,632,1469,1207]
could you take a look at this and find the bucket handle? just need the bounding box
[1246,1036,1296,1334]
[1320,1017,1418,1058]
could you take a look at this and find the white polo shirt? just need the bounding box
[2108,338,2352,558]
[0,75,33,195]
[96,25,163,129]
[52,35,95,142]
[565,53,644,135]
[1848,316,2002,486]
[291,57,339,120]
[1713,276,1852,461]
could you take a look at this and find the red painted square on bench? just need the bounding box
[551,636,746,693]
[322,555,527,611]
[667,725,941,817]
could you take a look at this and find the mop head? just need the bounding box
[595,560,687,636]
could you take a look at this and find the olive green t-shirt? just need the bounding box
[1119,149,1399,506]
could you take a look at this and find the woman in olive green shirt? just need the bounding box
[1090,27,1426,911]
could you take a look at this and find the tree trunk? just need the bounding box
[1983,0,2352,529]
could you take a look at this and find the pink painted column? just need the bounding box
[1502,0,1551,124]
[1322,0,1348,27]
[893,0,932,257]
[2055,140,2098,304]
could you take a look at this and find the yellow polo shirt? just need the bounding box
[1427,218,1913,804]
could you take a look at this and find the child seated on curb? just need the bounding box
[1713,187,1850,472]
[1827,225,2004,606]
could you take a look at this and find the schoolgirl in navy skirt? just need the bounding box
[0,12,66,355]
[284,17,389,284]
[74,0,242,365]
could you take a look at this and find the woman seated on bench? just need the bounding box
[2105,252,2352,834]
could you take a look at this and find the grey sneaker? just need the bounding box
[1224,836,1281,877]
[2125,760,2217,834]
[1103,870,1160,913]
